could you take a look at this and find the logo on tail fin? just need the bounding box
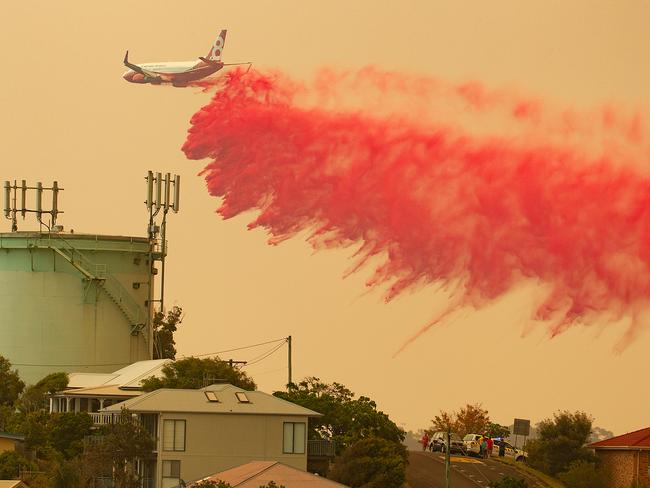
[207,30,227,62]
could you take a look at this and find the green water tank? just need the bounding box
[0,232,154,384]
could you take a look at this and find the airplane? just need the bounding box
[122,30,250,87]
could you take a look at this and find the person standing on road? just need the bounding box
[421,432,430,452]
[480,435,488,459]
[487,436,494,457]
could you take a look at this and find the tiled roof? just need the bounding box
[188,461,349,487]
[588,427,650,449]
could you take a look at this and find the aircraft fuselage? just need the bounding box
[122,60,223,86]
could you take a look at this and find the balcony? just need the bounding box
[307,439,336,458]
[90,412,133,425]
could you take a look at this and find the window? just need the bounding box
[161,460,181,488]
[283,422,306,454]
[235,392,250,403]
[163,420,186,451]
[204,391,219,402]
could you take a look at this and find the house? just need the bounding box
[588,426,650,487]
[98,383,322,488]
[187,460,348,487]
[49,359,170,414]
[0,433,25,454]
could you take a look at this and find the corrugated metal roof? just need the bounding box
[68,373,119,389]
[66,359,171,390]
[54,385,143,398]
[189,461,349,487]
[0,481,29,488]
[102,384,322,417]
[589,427,650,449]
[0,432,24,441]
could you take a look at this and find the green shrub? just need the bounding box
[489,476,529,488]
[0,450,35,479]
[330,437,408,488]
[558,460,608,488]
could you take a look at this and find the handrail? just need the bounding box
[46,233,144,327]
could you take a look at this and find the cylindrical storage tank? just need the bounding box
[0,232,153,384]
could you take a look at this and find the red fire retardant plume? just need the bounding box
[183,68,650,353]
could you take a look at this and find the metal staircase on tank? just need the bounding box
[48,234,147,338]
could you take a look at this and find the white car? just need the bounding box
[463,433,484,456]
[494,439,528,462]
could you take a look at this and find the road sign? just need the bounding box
[513,418,531,436]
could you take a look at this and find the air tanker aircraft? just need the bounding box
[123,30,250,87]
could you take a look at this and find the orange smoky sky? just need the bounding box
[0,1,649,435]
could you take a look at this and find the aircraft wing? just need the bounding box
[123,51,164,80]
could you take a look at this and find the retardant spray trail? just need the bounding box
[183,68,650,354]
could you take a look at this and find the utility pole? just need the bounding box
[287,335,292,386]
[228,359,247,368]
[445,428,451,488]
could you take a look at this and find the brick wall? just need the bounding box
[598,450,635,488]
[640,451,650,484]
[597,449,650,488]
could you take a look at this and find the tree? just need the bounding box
[153,305,184,360]
[18,372,69,413]
[589,426,614,443]
[526,411,595,476]
[141,357,256,392]
[487,422,511,439]
[489,477,528,488]
[191,481,232,488]
[330,437,408,488]
[273,377,404,452]
[49,412,94,459]
[430,403,490,437]
[82,410,156,488]
[0,451,35,479]
[0,355,25,406]
[558,460,609,488]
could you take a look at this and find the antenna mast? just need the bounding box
[145,171,180,315]
[3,180,64,232]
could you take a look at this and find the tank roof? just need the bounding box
[0,231,149,243]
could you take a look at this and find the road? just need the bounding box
[407,451,551,488]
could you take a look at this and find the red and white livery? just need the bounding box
[123,30,250,87]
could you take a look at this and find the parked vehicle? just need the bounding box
[463,433,484,456]
[493,439,528,462]
[429,431,465,454]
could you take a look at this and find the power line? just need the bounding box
[242,341,287,367]
[183,337,288,358]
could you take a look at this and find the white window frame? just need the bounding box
[161,460,181,488]
[283,422,306,454]
[163,419,186,452]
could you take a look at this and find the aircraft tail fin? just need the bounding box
[206,30,227,62]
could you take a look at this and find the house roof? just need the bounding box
[102,384,322,417]
[53,384,143,398]
[0,432,24,442]
[65,359,171,390]
[188,461,348,487]
[588,427,650,450]
[0,481,30,488]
